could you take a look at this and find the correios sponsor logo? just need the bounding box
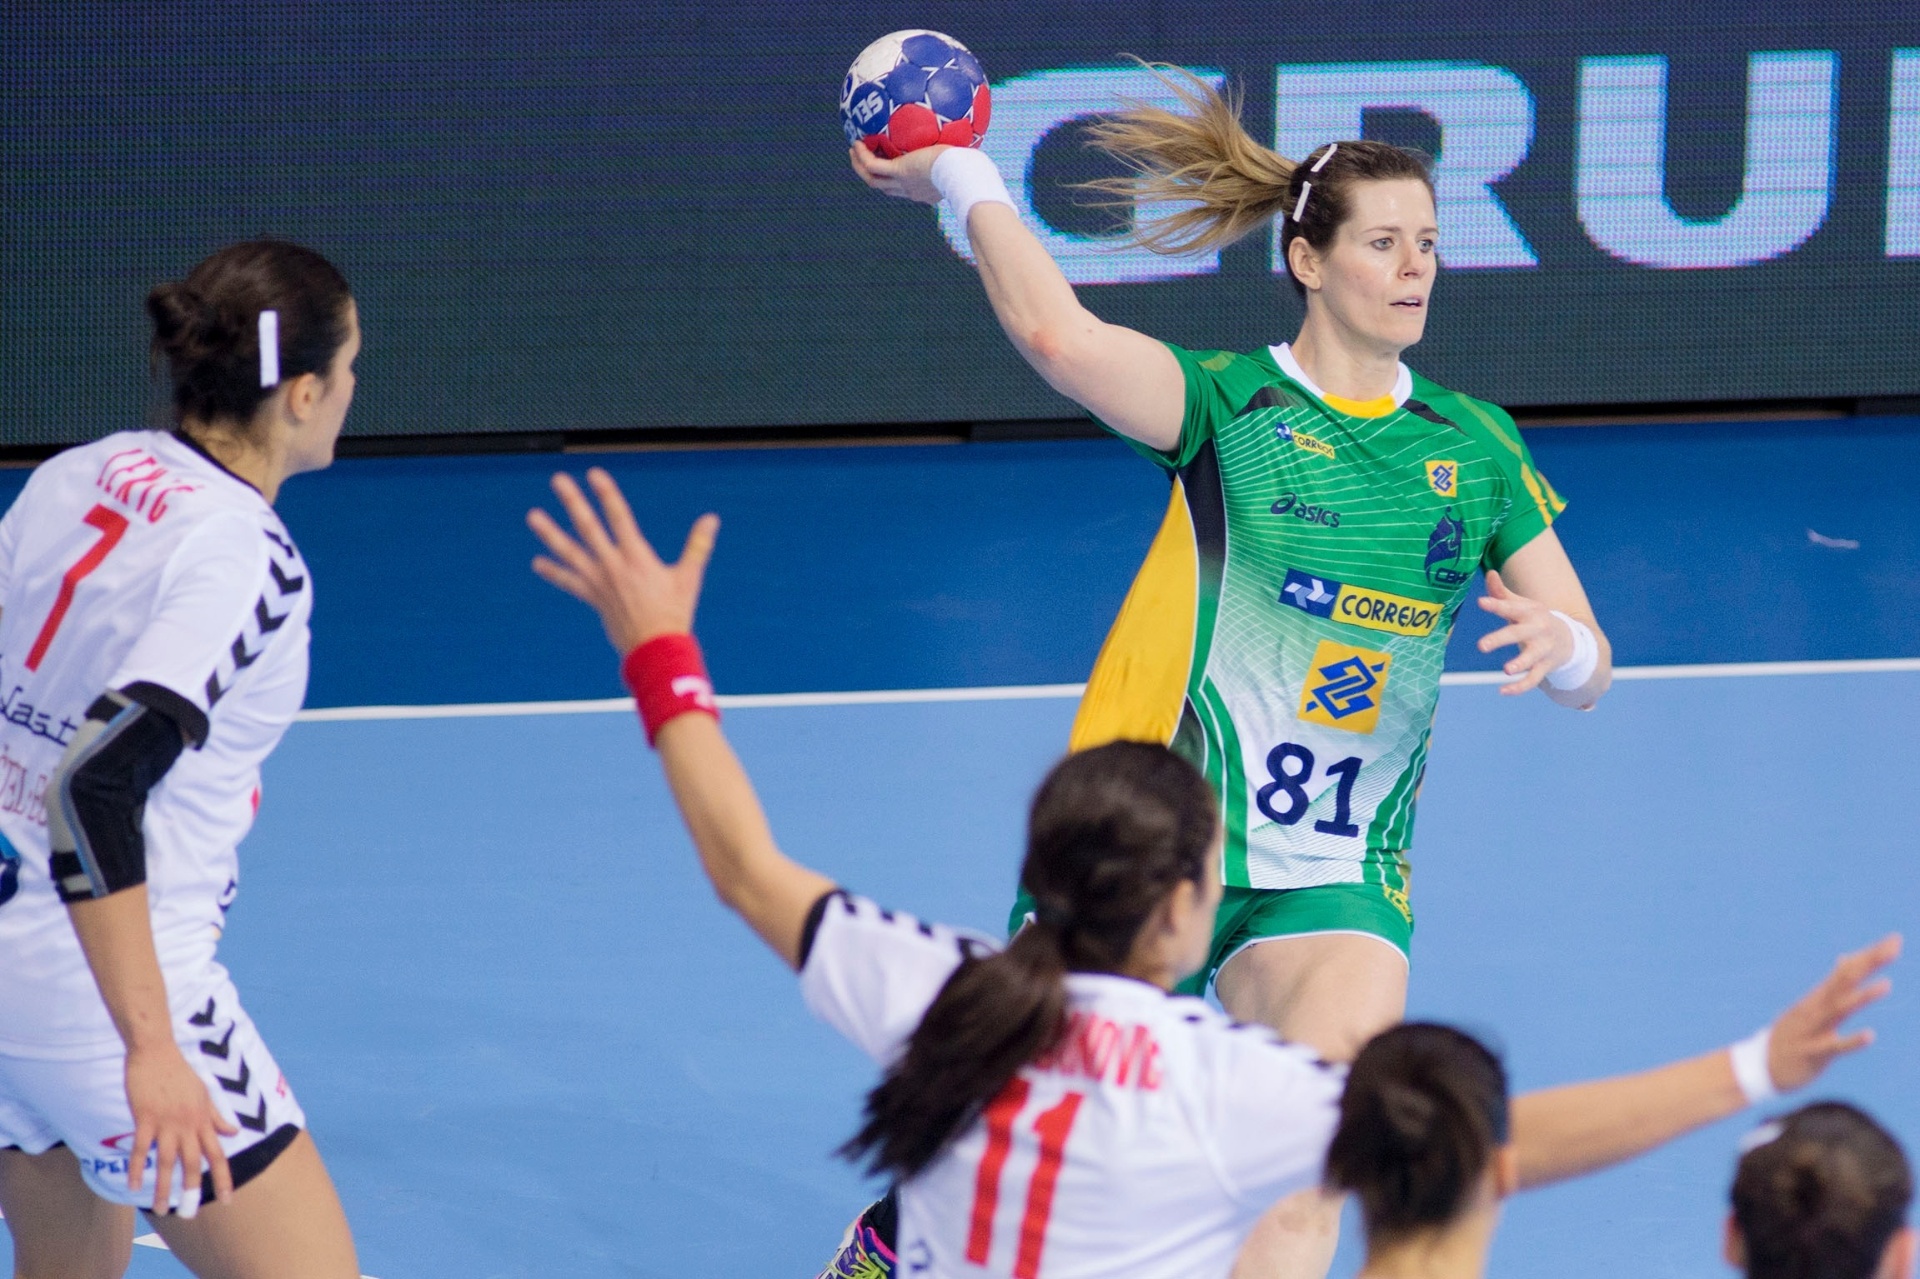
[1279,568,1442,638]
[1270,492,1341,528]
[1272,419,1337,460]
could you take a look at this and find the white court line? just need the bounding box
[292,658,1920,723]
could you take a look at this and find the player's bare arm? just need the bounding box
[1511,934,1898,1189]
[1479,529,1613,706]
[851,143,1185,451]
[66,889,237,1213]
[527,469,834,969]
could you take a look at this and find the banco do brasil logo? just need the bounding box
[1425,508,1470,587]
[1298,639,1393,735]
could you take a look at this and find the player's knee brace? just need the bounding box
[45,685,192,901]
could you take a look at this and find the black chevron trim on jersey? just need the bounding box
[205,670,229,708]
[1401,396,1462,431]
[199,1023,235,1060]
[235,1095,269,1133]
[1234,385,1297,418]
[230,632,263,670]
[263,529,296,557]
[254,595,289,633]
[268,559,306,596]
[214,1058,252,1096]
[188,998,217,1028]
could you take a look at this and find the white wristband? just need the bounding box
[931,147,1014,231]
[1545,610,1599,691]
[1729,1027,1779,1105]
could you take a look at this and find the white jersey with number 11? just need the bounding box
[800,891,1343,1278]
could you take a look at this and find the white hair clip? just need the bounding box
[1292,144,1340,221]
[259,310,280,388]
[1738,1121,1786,1154]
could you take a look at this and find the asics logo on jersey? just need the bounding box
[1298,640,1393,735]
[1279,569,1441,637]
[1425,508,1471,586]
[1270,493,1341,527]
[1425,459,1459,497]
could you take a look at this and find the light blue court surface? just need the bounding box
[5,668,1911,1278]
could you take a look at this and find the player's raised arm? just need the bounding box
[1509,934,1900,1189]
[527,469,834,969]
[850,143,1185,452]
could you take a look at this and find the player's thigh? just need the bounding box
[0,1144,135,1279]
[145,1129,357,1279]
[1215,932,1407,1062]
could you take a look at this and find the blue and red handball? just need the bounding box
[840,30,991,158]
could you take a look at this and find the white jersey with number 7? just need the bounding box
[0,430,311,1056]
[801,892,1344,1278]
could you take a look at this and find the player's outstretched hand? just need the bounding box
[1766,934,1900,1092]
[1475,569,1576,696]
[850,141,948,205]
[527,468,719,654]
[124,1042,236,1216]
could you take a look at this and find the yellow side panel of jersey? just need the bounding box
[1069,480,1199,751]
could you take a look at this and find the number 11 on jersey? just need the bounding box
[967,1078,1084,1278]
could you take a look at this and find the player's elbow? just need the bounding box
[1017,317,1101,395]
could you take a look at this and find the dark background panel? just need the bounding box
[3,2,1917,445]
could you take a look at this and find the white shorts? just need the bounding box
[0,976,307,1210]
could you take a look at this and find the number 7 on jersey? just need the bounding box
[25,504,130,671]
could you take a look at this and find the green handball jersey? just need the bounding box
[1070,343,1564,900]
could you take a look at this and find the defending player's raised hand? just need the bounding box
[527,468,719,655]
[1475,569,1575,696]
[124,1041,237,1215]
[849,142,948,205]
[1764,934,1901,1092]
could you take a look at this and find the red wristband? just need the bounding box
[621,633,719,746]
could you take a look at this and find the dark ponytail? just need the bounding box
[839,741,1217,1180]
[1325,1023,1509,1240]
[1733,1103,1912,1279]
[147,239,353,432]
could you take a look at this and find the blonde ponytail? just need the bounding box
[1080,62,1436,293]
[1080,63,1298,255]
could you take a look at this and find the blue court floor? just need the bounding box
[1,419,1915,1276]
[5,666,1910,1278]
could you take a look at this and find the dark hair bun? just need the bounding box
[1325,1023,1509,1241]
[1734,1102,1912,1279]
[146,240,352,432]
[145,284,240,370]
[1379,1080,1439,1146]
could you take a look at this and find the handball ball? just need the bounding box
[840,30,990,157]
